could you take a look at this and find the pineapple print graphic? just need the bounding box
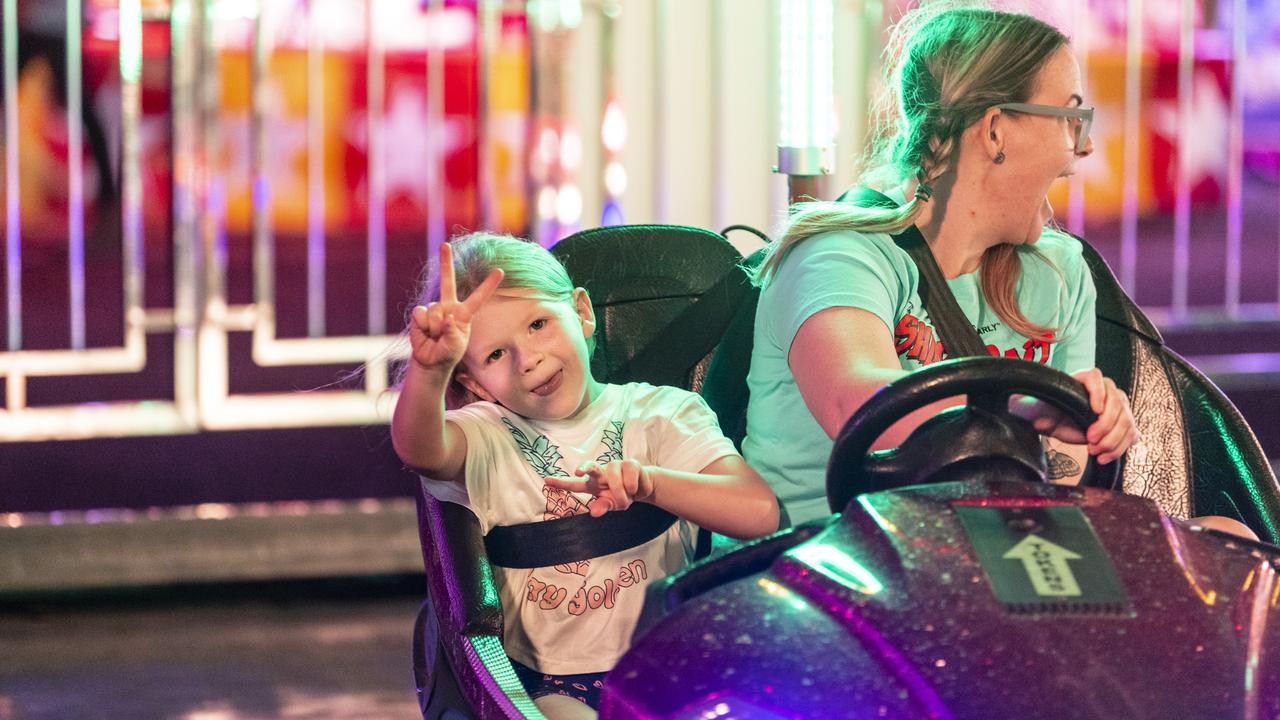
[501,416,627,576]
[501,416,587,520]
[596,421,624,465]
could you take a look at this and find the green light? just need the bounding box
[119,0,143,84]
[559,0,582,29]
[471,635,544,716]
[527,0,558,32]
[857,495,900,535]
[778,0,834,149]
[1203,398,1275,541]
[792,542,884,596]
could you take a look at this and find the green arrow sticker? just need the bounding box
[955,504,1130,614]
[1002,534,1082,596]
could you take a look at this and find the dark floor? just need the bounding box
[0,580,425,720]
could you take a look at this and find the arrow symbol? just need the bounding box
[1003,534,1083,597]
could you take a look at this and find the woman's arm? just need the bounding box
[790,306,961,448]
[794,307,1138,463]
[544,455,780,540]
[1012,367,1138,464]
[1044,436,1087,485]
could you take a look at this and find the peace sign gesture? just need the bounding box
[409,243,504,376]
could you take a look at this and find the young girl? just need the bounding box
[391,233,779,719]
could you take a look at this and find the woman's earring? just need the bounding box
[994,151,1006,165]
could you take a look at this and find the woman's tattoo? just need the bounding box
[1045,446,1082,480]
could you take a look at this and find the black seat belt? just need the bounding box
[484,503,677,569]
[842,187,988,357]
[611,264,755,387]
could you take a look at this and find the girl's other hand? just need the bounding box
[544,460,654,517]
[409,243,503,375]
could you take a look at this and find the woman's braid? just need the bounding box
[911,111,963,199]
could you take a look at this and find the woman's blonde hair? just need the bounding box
[397,232,585,408]
[755,4,1069,340]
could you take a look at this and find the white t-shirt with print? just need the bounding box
[422,381,738,675]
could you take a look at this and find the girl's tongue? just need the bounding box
[532,369,563,397]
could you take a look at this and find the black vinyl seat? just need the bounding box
[699,245,768,451]
[1080,240,1280,542]
[411,225,758,719]
[550,224,755,393]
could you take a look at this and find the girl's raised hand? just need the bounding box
[409,243,504,375]
[544,460,654,517]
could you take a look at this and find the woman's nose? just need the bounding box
[1075,133,1094,158]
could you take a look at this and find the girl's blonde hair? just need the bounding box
[397,232,585,408]
[421,232,575,307]
[756,4,1068,340]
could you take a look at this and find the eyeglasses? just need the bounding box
[994,102,1094,153]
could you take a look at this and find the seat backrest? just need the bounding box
[549,224,749,393]
[1081,239,1280,542]
[699,245,767,450]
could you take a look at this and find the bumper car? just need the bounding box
[410,225,1280,719]
[605,356,1280,718]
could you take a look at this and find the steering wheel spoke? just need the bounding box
[968,388,1012,416]
[862,449,902,481]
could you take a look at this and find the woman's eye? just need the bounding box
[486,349,504,364]
[530,318,547,331]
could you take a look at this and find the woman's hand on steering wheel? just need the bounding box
[1022,368,1139,465]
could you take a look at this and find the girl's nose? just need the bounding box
[516,346,543,373]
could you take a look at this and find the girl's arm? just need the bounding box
[391,362,467,482]
[390,242,503,482]
[545,455,780,540]
[643,455,778,539]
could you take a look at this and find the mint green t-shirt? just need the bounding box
[742,226,1097,525]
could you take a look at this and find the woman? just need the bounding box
[742,6,1137,525]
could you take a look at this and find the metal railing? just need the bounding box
[2,0,1277,442]
[0,0,469,441]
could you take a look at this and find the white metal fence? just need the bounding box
[1,0,1275,442]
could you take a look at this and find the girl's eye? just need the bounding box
[530,318,547,331]
[486,348,505,364]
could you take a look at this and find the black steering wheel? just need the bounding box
[826,357,1121,514]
